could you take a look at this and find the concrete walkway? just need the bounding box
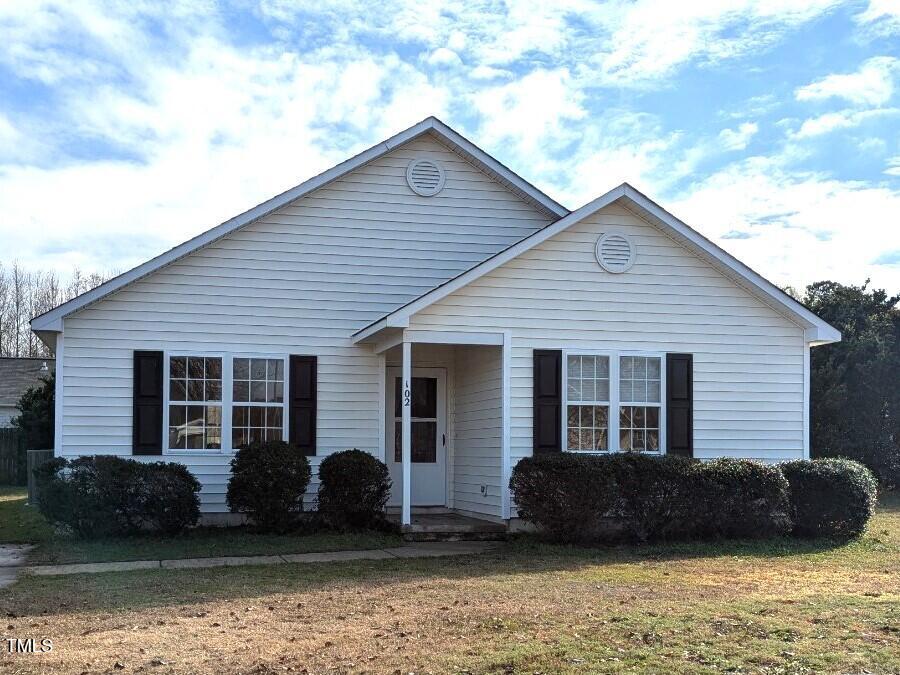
[21,541,500,578]
[0,544,34,589]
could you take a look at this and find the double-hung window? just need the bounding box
[232,358,286,446]
[564,352,663,454]
[168,356,223,450]
[566,355,610,452]
[619,355,662,452]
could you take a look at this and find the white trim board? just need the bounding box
[352,183,841,346]
[30,117,569,333]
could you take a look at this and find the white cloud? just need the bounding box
[795,56,899,106]
[793,107,900,137]
[855,0,900,36]
[718,122,759,151]
[670,159,900,291]
[886,156,900,176]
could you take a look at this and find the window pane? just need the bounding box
[567,379,582,401]
[581,378,596,401]
[185,431,203,450]
[411,421,437,463]
[567,405,579,427]
[250,381,266,403]
[620,430,632,451]
[567,428,578,451]
[411,378,437,418]
[647,380,661,403]
[205,427,222,449]
[205,380,222,402]
[233,405,248,427]
[620,356,634,379]
[579,429,592,451]
[647,430,659,451]
[205,406,221,426]
[266,407,283,427]
[633,430,646,451]
[620,406,632,427]
[632,380,647,403]
[647,406,660,428]
[169,405,186,426]
[188,357,204,379]
[647,358,661,378]
[170,357,186,379]
[251,358,267,380]
[634,357,647,379]
[594,428,608,451]
[186,406,204,427]
[233,358,249,379]
[249,407,265,427]
[594,405,609,427]
[232,428,247,449]
[170,380,186,401]
[205,357,222,379]
[169,426,186,449]
[233,380,249,402]
[596,379,609,401]
[272,382,283,403]
[579,405,594,427]
[188,380,204,401]
[582,356,595,378]
[596,357,610,377]
[567,356,580,379]
[633,406,646,427]
[620,379,633,402]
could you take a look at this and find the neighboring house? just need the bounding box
[30,117,840,526]
[0,357,54,428]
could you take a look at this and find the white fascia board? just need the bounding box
[31,117,567,332]
[353,182,841,344]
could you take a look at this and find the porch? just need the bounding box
[386,509,508,541]
[359,329,512,527]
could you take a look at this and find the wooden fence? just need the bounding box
[0,428,26,485]
[27,449,54,505]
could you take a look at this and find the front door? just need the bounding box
[386,368,447,506]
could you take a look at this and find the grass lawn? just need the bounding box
[0,486,401,564]
[0,493,897,674]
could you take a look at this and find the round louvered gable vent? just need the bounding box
[595,232,635,273]
[406,158,445,196]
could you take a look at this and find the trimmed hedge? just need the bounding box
[697,458,791,539]
[317,449,393,531]
[781,458,878,539]
[509,453,617,543]
[226,440,311,532]
[33,456,200,537]
[510,454,793,543]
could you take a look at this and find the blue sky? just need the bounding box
[1,0,899,292]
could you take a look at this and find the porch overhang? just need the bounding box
[359,327,505,354]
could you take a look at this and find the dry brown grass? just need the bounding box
[2,496,899,674]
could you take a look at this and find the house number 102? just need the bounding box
[403,380,411,407]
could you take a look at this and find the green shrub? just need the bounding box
[697,458,791,538]
[606,453,704,542]
[781,458,878,539]
[317,449,393,530]
[226,440,311,532]
[33,456,200,537]
[510,454,793,544]
[510,454,617,544]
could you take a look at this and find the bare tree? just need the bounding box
[0,263,110,358]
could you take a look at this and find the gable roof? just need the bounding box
[31,117,569,333]
[352,183,841,345]
[0,358,55,408]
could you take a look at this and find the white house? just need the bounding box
[31,117,840,526]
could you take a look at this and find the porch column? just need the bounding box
[401,340,412,526]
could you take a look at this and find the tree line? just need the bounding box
[0,262,109,358]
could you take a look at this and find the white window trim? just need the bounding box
[163,351,290,455]
[561,349,667,455]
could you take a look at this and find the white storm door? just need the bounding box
[386,368,447,506]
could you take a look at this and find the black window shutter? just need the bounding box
[666,353,693,457]
[533,349,562,454]
[133,350,163,455]
[289,355,317,456]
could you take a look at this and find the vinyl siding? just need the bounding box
[408,202,807,476]
[453,345,502,517]
[58,133,553,511]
